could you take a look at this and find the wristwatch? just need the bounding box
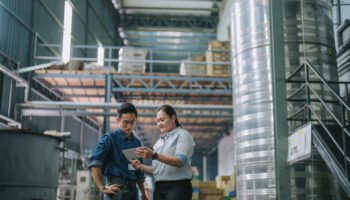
[152,152,158,160]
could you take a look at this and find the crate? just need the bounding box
[208,40,230,51]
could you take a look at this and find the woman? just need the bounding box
[130,104,195,200]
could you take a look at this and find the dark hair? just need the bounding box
[157,104,182,128]
[118,102,137,118]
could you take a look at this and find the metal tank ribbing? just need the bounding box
[231,0,342,199]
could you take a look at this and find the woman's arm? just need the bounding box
[136,147,183,168]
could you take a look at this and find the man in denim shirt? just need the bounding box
[88,103,147,200]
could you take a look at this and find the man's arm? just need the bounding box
[140,165,154,175]
[136,181,148,200]
[90,166,120,195]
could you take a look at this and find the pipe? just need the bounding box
[337,36,350,57]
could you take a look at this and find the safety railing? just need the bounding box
[33,34,231,75]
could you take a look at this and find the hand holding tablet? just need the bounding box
[122,147,141,160]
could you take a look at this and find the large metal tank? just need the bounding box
[0,129,61,200]
[284,1,342,199]
[231,0,342,199]
[231,0,276,199]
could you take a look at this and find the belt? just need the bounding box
[155,179,191,185]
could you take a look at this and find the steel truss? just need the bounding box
[34,72,232,95]
[121,14,218,30]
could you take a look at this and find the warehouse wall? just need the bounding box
[0,0,120,153]
[0,0,121,68]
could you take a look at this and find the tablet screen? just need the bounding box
[122,147,140,160]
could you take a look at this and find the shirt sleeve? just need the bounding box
[175,130,195,164]
[88,135,111,168]
[175,154,187,167]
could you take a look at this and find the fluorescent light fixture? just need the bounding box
[62,1,72,63]
[97,46,104,66]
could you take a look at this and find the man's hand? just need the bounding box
[99,184,121,195]
[140,191,148,200]
[129,159,142,170]
[135,147,153,159]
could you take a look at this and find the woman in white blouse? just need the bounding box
[130,104,195,200]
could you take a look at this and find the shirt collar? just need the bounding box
[117,128,134,140]
[160,127,180,139]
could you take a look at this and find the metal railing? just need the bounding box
[33,34,231,75]
[286,60,350,184]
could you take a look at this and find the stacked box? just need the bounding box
[192,187,199,200]
[229,170,236,191]
[179,55,206,75]
[191,166,200,200]
[208,40,230,51]
[199,181,224,200]
[206,40,230,76]
[216,176,231,197]
[84,62,116,73]
[118,47,147,73]
[206,51,229,76]
[215,176,230,189]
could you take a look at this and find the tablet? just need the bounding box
[122,147,140,160]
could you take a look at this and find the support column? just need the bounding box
[269,0,291,199]
[103,74,111,133]
[203,156,207,181]
[80,122,84,154]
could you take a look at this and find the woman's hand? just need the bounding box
[100,184,121,195]
[135,147,154,159]
[129,159,142,170]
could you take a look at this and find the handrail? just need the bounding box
[305,60,350,111]
[308,83,350,137]
[308,105,345,156]
[286,59,350,185]
[286,62,305,82]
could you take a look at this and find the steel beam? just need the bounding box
[20,101,232,110]
[20,109,232,118]
[269,0,291,199]
[16,61,63,74]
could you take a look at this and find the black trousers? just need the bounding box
[153,180,192,200]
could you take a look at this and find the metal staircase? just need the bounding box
[286,60,350,198]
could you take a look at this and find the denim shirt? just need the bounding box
[88,128,145,182]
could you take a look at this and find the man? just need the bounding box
[88,102,147,200]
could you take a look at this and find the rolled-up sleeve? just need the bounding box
[88,135,110,168]
[175,130,195,165]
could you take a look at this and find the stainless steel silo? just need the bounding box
[231,0,343,199]
[284,1,342,199]
[231,0,276,199]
